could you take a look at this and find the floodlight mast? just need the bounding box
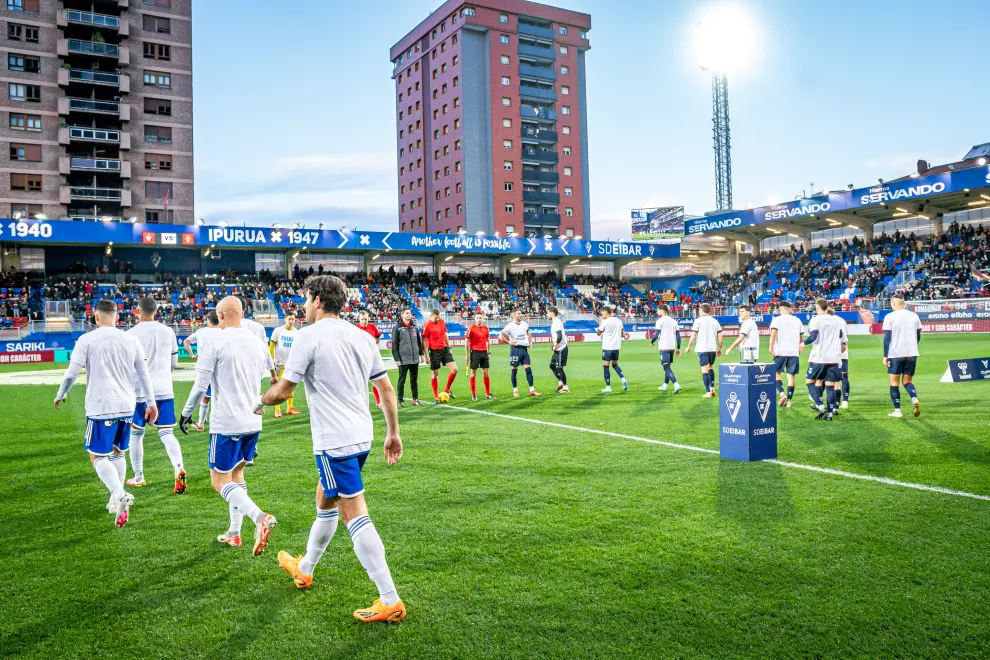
[711,72,732,211]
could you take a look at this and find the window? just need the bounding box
[564,168,572,176]
[143,0,171,6]
[580,31,589,39]
[445,208,451,218]
[560,65,569,75]
[144,125,172,143]
[436,211,442,221]
[452,55,458,66]
[561,106,570,115]
[144,42,171,61]
[143,15,171,33]
[563,146,572,155]
[434,149,440,159]
[565,208,573,217]
[9,143,40,161]
[143,71,171,88]
[7,0,39,12]
[560,46,568,55]
[500,55,510,65]
[442,104,447,114]
[432,109,438,119]
[145,210,174,223]
[505,203,514,213]
[564,186,573,195]
[435,191,441,200]
[499,13,508,23]
[562,126,571,135]
[441,84,448,94]
[144,181,173,199]
[561,86,569,95]
[144,98,172,116]
[8,54,37,72]
[432,69,437,80]
[444,166,450,176]
[453,118,460,129]
[502,118,512,128]
[503,139,512,149]
[456,182,462,193]
[455,161,462,171]
[440,43,446,54]
[502,97,511,107]
[504,182,513,192]
[454,139,461,150]
[433,129,439,139]
[506,224,515,233]
[457,203,463,214]
[453,76,459,87]
[559,25,568,35]
[10,173,41,191]
[452,34,457,45]
[434,170,441,181]
[444,186,450,197]
[145,153,172,171]
[504,161,513,170]
[462,7,475,16]
[7,23,22,39]
[401,222,407,231]
[453,97,459,108]
[499,34,509,44]
[9,113,39,131]
[10,203,41,218]
[443,145,449,156]
[432,90,438,100]
[501,76,510,86]
[442,124,448,135]
[8,83,38,102]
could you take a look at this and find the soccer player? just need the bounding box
[391,308,425,407]
[650,304,682,393]
[54,299,156,527]
[684,303,723,398]
[183,311,221,431]
[179,296,278,553]
[239,295,270,345]
[125,296,186,494]
[882,296,923,418]
[804,298,846,421]
[725,305,760,363]
[465,312,494,401]
[768,301,803,407]
[356,311,384,408]
[260,275,406,624]
[548,306,570,394]
[596,306,627,393]
[499,309,540,397]
[422,309,458,404]
[826,306,851,410]
[268,314,300,418]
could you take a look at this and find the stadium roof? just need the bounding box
[685,157,990,243]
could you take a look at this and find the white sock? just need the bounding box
[347,515,399,605]
[221,482,263,525]
[228,483,246,533]
[299,508,339,575]
[198,402,209,426]
[93,456,124,497]
[110,454,127,483]
[129,428,145,478]
[159,427,184,471]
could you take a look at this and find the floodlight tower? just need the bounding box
[710,72,732,211]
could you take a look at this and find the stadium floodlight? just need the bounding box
[509,232,519,237]
[475,231,484,236]
[978,157,987,166]
[219,221,228,227]
[318,223,325,230]
[11,211,22,220]
[569,258,580,264]
[510,257,520,263]
[292,222,300,229]
[458,229,467,235]
[847,184,854,190]
[127,216,137,223]
[101,216,114,223]
[195,218,204,226]
[574,235,582,240]
[35,214,48,220]
[543,234,552,239]
[273,223,283,229]
[444,255,454,261]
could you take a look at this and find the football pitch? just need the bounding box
[2,335,989,658]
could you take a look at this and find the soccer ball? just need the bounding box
[438,391,451,403]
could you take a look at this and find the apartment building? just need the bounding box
[1,0,192,224]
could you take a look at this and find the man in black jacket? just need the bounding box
[391,308,425,407]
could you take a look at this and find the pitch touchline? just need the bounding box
[440,406,990,503]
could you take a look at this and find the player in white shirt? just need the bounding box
[725,305,761,363]
[768,301,804,408]
[238,296,270,345]
[54,299,157,528]
[261,275,406,624]
[498,310,541,397]
[179,297,278,554]
[650,304,682,394]
[684,303,724,398]
[182,311,221,431]
[268,314,299,418]
[125,297,186,494]
[548,307,570,394]
[826,306,851,410]
[803,298,847,421]
[882,296,923,418]
[595,306,628,393]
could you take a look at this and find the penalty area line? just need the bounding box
[441,405,990,503]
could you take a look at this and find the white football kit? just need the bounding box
[692,316,723,353]
[654,317,680,351]
[808,314,846,365]
[58,327,154,419]
[550,317,567,351]
[500,321,531,347]
[128,321,178,401]
[269,326,296,366]
[600,316,623,351]
[882,309,922,358]
[187,326,221,358]
[769,314,803,357]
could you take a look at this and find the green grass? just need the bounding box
[2,335,990,658]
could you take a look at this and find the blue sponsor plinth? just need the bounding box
[718,363,778,462]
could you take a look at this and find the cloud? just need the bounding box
[272,154,394,176]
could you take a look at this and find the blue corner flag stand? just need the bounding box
[718,363,778,462]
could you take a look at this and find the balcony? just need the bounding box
[520,105,557,122]
[523,191,560,205]
[519,64,556,82]
[60,68,128,92]
[59,9,128,35]
[518,23,555,40]
[68,215,126,222]
[519,85,557,102]
[61,126,129,150]
[521,147,558,164]
[519,43,555,61]
[521,126,557,144]
[60,156,129,178]
[524,211,561,226]
[62,186,130,206]
[60,39,129,64]
[521,169,559,185]
[60,97,129,120]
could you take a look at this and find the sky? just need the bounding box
[190,0,990,241]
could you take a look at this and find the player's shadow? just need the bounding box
[916,419,990,467]
[784,415,900,479]
[715,459,797,536]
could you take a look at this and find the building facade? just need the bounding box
[1,0,193,224]
[390,0,590,239]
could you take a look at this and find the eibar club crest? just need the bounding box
[725,391,742,423]
[756,391,771,423]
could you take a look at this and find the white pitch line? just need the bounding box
[442,406,990,503]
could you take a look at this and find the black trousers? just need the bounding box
[396,364,419,401]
